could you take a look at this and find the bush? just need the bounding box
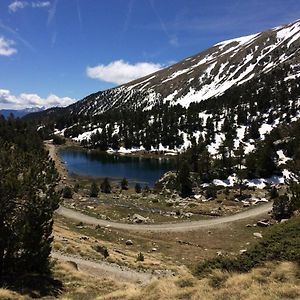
[136,252,144,262]
[205,186,217,199]
[120,177,128,190]
[273,194,293,220]
[135,183,142,193]
[63,186,73,198]
[90,181,99,197]
[74,183,80,193]
[101,178,111,193]
[52,135,65,145]
[93,245,109,258]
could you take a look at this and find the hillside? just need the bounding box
[27,19,300,189]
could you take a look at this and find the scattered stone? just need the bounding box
[246,224,252,228]
[132,214,149,223]
[239,249,247,254]
[125,240,133,246]
[253,232,263,238]
[80,236,89,241]
[280,219,289,223]
[217,251,222,256]
[257,220,269,227]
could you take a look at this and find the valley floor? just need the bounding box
[4,142,292,299]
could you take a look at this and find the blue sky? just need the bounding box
[0,0,300,109]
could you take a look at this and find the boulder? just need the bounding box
[257,220,269,227]
[132,214,149,223]
[253,232,263,238]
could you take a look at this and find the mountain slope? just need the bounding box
[29,19,300,161]
[63,18,300,116]
[0,107,45,118]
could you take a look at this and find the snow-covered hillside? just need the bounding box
[62,18,300,116]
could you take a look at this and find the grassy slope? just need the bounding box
[195,216,300,275]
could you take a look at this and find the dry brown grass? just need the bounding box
[1,261,299,299]
[0,288,28,300]
[96,262,300,300]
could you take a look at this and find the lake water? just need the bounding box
[59,149,175,187]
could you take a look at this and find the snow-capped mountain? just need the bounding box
[0,106,45,118]
[57,18,300,116]
[28,19,300,159]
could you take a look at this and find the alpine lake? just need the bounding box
[59,148,176,187]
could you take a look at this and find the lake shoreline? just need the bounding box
[58,138,180,160]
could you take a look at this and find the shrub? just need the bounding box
[74,183,80,193]
[205,186,217,199]
[135,183,142,193]
[52,135,65,145]
[63,186,73,198]
[101,178,111,193]
[93,245,109,258]
[120,177,128,190]
[90,181,99,197]
[136,252,144,262]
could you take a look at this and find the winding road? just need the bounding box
[56,202,272,232]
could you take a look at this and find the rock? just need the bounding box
[80,236,89,241]
[217,251,222,256]
[125,239,133,245]
[246,224,252,227]
[132,214,149,223]
[239,249,247,254]
[151,247,158,252]
[257,220,269,227]
[280,219,289,223]
[253,232,263,238]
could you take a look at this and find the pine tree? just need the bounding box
[121,177,128,190]
[177,161,193,197]
[90,181,99,197]
[101,178,111,193]
[135,183,142,193]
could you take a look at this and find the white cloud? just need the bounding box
[86,60,162,85]
[32,1,50,8]
[0,36,17,56]
[0,89,76,109]
[8,1,28,12]
[8,1,50,12]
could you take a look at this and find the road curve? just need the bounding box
[56,202,272,232]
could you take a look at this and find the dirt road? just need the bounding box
[56,202,272,232]
[52,252,154,284]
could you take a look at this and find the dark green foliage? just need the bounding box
[93,244,109,258]
[90,181,99,197]
[269,186,279,199]
[144,185,150,193]
[135,183,142,193]
[205,186,217,199]
[177,161,193,197]
[0,117,60,278]
[120,177,128,190]
[62,186,73,198]
[195,216,300,276]
[272,194,293,220]
[52,134,65,145]
[101,178,111,193]
[74,183,80,193]
[136,252,144,262]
